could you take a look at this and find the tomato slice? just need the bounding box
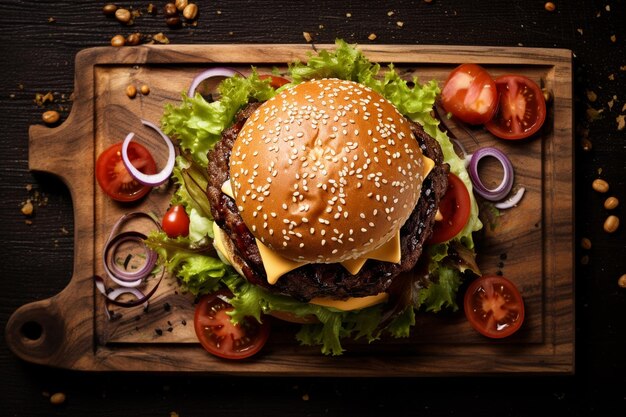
[427,172,471,244]
[96,142,156,202]
[193,289,270,360]
[441,63,499,125]
[485,74,546,140]
[464,275,525,338]
[162,205,190,238]
[259,74,290,89]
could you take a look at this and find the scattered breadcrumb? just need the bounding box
[605,5,611,11]
[368,33,377,41]
[610,35,616,43]
[586,107,603,122]
[396,21,404,27]
[586,90,597,102]
[617,115,625,131]
[577,28,583,35]
[608,73,615,80]
[302,393,310,401]
[346,12,352,18]
[387,11,394,16]
[50,393,66,405]
[303,32,312,42]
[318,24,324,29]
[170,413,180,417]
[21,200,34,216]
[34,92,55,106]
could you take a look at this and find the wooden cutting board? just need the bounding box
[5,44,574,375]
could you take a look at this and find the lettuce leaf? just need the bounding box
[161,70,276,167]
[145,231,225,296]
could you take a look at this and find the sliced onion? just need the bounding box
[104,231,156,287]
[188,67,242,98]
[122,120,175,187]
[94,274,161,310]
[95,212,164,315]
[103,212,161,286]
[495,187,526,209]
[467,147,514,201]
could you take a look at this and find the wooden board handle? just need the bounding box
[7,96,96,367]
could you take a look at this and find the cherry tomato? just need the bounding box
[96,142,156,202]
[162,205,190,238]
[464,275,525,338]
[441,63,499,125]
[485,74,546,140]
[194,289,270,360]
[259,74,290,89]
[427,172,471,244]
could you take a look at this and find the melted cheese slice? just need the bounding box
[212,221,244,276]
[256,238,304,285]
[309,292,389,311]
[221,179,234,198]
[422,154,435,178]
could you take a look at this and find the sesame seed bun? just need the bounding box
[229,79,427,263]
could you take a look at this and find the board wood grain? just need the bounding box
[5,44,573,375]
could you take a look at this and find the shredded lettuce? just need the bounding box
[158,39,482,355]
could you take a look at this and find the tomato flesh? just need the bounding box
[441,63,498,125]
[464,275,525,338]
[485,74,546,140]
[194,289,270,360]
[259,74,290,89]
[162,205,190,238]
[96,142,156,202]
[427,173,471,244]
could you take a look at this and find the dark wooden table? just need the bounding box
[1,1,624,415]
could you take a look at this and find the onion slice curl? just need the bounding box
[95,212,164,313]
[188,67,242,98]
[467,147,515,202]
[122,119,175,187]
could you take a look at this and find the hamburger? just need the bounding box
[206,78,449,314]
[158,40,481,355]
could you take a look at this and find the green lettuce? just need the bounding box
[158,39,482,355]
[145,231,228,296]
[161,70,276,167]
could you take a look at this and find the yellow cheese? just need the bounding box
[422,154,435,178]
[221,179,234,198]
[362,231,401,263]
[340,257,368,275]
[309,292,389,311]
[256,239,307,285]
[212,222,244,276]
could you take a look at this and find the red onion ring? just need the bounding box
[188,67,242,98]
[104,231,156,287]
[122,120,175,187]
[94,273,162,309]
[467,147,514,201]
[495,187,526,209]
[102,213,160,287]
[95,212,164,314]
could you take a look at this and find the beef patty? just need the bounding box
[206,103,449,302]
